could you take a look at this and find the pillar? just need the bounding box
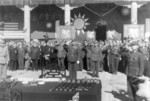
[64,4,71,25]
[24,5,31,42]
[131,2,138,24]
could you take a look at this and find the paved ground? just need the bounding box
[7,70,130,101]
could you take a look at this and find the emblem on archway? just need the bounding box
[71,13,89,34]
[122,7,130,16]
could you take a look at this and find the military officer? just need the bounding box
[110,44,121,74]
[126,42,145,101]
[91,42,103,77]
[30,42,40,71]
[66,41,80,79]
[0,38,10,80]
[56,42,66,71]
[77,43,85,71]
[86,43,92,71]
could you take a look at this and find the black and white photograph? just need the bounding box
[0,0,150,101]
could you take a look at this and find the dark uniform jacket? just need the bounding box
[86,45,92,59]
[30,46,40,59]
[91,46,103,61]
[49,46,57,58]
[17,46,25,59]
[127,51,145,77]
[67,45,79,62]
[9,46,18,61]
[78,46,85,59]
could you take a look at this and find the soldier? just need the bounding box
[110,43,121,74]
[140,42,150,78]
[126,42,145,101]
[91,42,103,77]
[0,38,10,80]
[56,42,66,71]
[86,43,92,71]
[99,43,104,72]
[66,41,80,79]
[77,43,85,71]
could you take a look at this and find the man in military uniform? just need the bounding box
[126,42,145,101]
[86,43,92,71]
[0,38,10,80]
[66,41,79,79]
[77,43,85,71]
[111,43,121,74]
[91,42,103,77]
[56,42,66,72]
[140,42,150,78]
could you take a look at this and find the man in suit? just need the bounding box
[49,42,58,65]
[9,42,18,70]
[0,38,10,80]
[17,42,25,70]
[66,41,80,79]
[126,42,145,101]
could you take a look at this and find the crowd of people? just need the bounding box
[0,37,150,100]
[1,38,149,78]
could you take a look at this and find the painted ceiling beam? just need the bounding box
[0,0,149,6]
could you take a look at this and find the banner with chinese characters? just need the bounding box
[86,31,96,41]
[56,25,75,40]
[107,30,121,40]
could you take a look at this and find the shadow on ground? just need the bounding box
[106,90,132,101]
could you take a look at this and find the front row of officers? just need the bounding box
[30,41,105,79]
[29,40,150,81]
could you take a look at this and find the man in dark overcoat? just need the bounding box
[17,42,25,70]
[9,43,18,70]
[30,42,40,71]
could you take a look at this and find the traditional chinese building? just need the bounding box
[0,0,150,41]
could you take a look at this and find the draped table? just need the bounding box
[11,80,102,101]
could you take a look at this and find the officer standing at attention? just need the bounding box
[126,42,145,101]
[0,38,10,80]
[91,42,102,77]
[66,41,79,79]
[56,42,66,72]
[86,43,92,71]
